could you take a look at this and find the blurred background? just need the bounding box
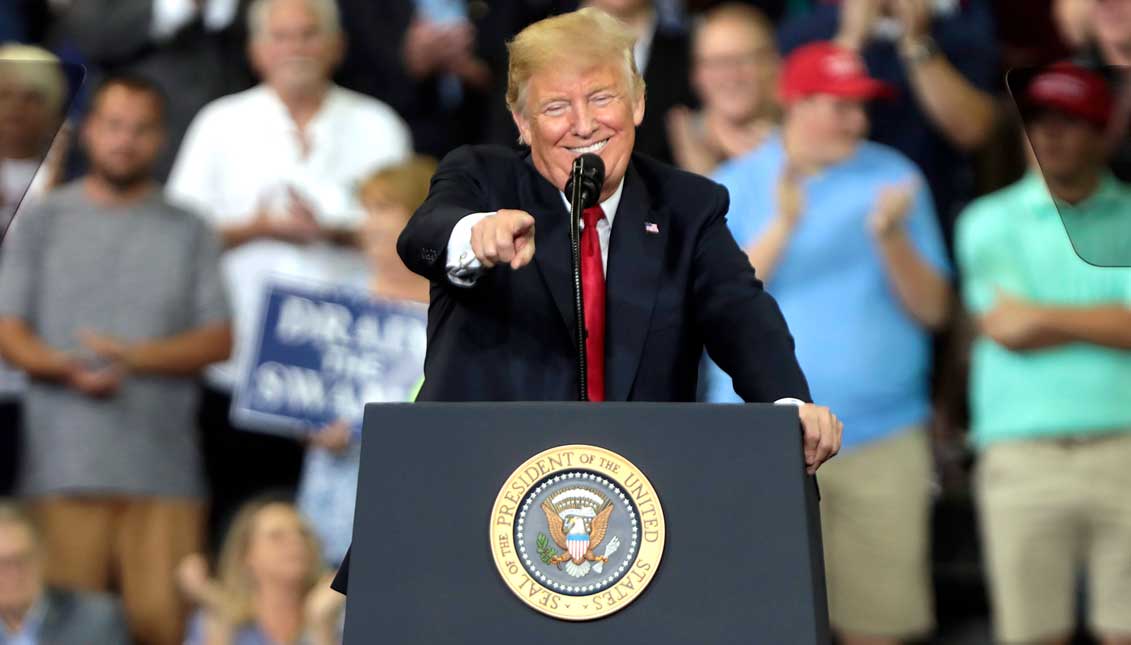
[1,0,1130,644]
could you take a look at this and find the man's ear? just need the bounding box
[512,109,532,146]
[633,91,645,127]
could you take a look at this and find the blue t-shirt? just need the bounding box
[705,134,951,451]
[777,1,1000,234]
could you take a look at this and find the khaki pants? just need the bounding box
[977,433,1131,643]
[31,496,204,645]
[818,427,935,639]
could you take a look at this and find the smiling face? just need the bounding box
[1094,0,1131,65]
[0,77,59,160]
[512,63,644,201]
[0,521,43,618]
[82,84,165,189]
[786,94,869,166]
[1027,110,1106,182]
[250,0,342,96]
[692,14,778,123]
[243,503,317,587]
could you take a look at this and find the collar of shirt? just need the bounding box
[255,83,344,147]
[0,594,46,643]
[1017,170,1124,218]
[558,176,625,229]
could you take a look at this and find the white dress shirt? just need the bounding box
[167,84,412,390]
[439,176,804,406]
[445,178,623,285]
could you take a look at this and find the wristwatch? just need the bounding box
[900,36,941,66]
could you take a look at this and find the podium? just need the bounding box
[343,403,829,644]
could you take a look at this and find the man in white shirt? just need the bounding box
[166,0,412,540]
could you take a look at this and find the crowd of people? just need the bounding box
[0,0,1129,644]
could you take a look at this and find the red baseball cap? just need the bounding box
[1025,62,1114,128]
[779,41,896,104]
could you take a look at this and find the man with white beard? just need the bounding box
[167,0,412,546]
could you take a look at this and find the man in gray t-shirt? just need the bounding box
[0,75,230,645]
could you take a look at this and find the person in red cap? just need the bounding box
[1023,62,1116,205]
[778,0,999,247]
[956,61,1131,645]
[706,39,953,645]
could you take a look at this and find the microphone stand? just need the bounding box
[568,160,588,402]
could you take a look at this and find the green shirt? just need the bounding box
[955,172,1131,448]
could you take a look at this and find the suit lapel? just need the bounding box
[605,162,668,401]
[522,160,577,339]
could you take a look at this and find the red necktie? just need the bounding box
[581,205,606,401]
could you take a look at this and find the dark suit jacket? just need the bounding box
[331,144,810,593]
[634,25,697,164]
[36,588,130,645]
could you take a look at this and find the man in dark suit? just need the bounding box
[48,0,255,179]
[333,6,841,593]
[0,502,130,644]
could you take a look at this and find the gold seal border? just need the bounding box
[489,444,666,621]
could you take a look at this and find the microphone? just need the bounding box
[565,153,605,401]
[565,153,605,210]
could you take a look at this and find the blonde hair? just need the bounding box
[505,7,646,116]
[358,155,438,219]
[0,44,67,115]
[215,499,324,625]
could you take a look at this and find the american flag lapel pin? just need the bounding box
[644,222,660,234]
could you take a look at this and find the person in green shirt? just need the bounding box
[955,62,1131,645]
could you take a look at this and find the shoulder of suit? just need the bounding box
[439,145,533,183]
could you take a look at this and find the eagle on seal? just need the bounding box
[541,486,615,575]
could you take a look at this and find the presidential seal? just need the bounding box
[490,444,666,621]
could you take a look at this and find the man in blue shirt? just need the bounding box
[707,41,952,645]
[778,0,999,247]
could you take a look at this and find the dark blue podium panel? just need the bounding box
[344,403,829,644]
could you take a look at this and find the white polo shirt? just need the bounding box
[167,83,412,390]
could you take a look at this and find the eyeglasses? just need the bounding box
[0,549,37,573]
[695,49,776,72]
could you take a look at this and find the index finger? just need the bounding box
[501,209,535,232]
